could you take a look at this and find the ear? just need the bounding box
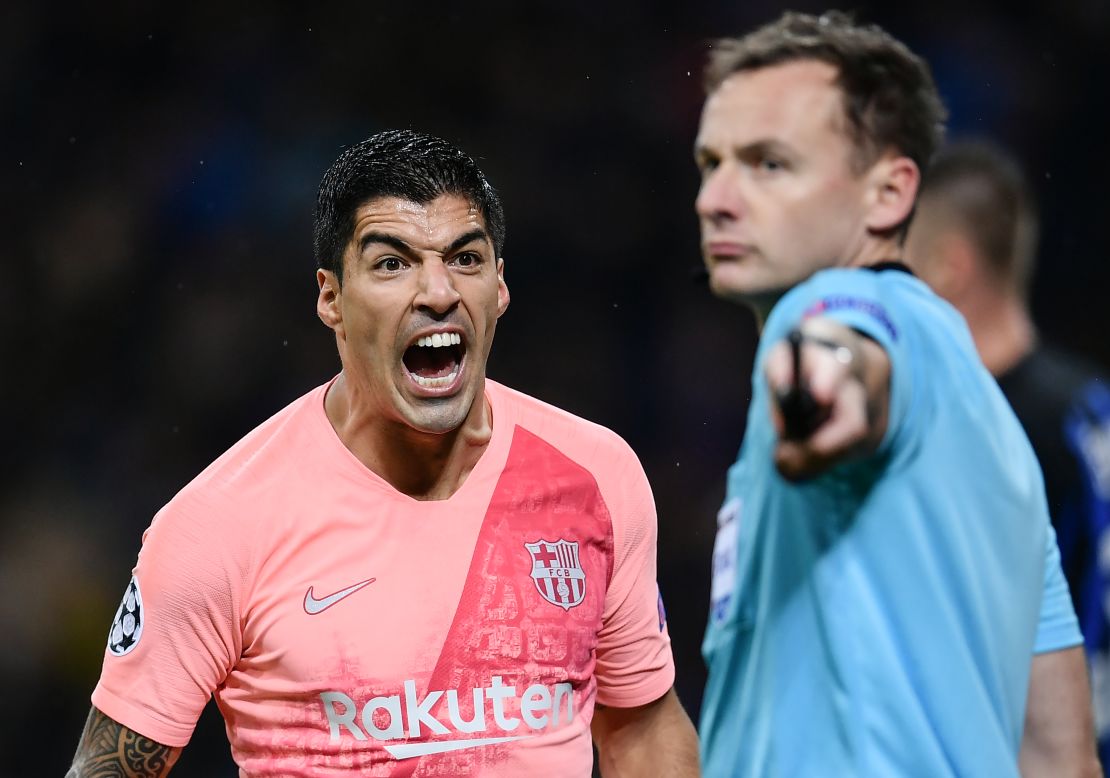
[495,258,510,318]
[864,155,920,234]
[317,269,344,335]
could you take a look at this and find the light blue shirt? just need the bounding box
[700,267,1081,777]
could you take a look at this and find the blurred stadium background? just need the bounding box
[3,1,1108,773]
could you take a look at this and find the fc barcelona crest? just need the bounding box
[525,539,586,611]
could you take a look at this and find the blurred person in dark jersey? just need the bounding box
[908,139,1110,773]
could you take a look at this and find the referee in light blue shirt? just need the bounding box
[690,10,1096,777]
[701,267,1081,776]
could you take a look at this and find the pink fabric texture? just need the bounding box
[92,379,674,776]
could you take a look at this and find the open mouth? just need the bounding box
[402,332,466,390]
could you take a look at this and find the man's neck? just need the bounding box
[751,240,905,329]
[324,373,494,500]
[845,236,904,269]
[962,295,1036,377]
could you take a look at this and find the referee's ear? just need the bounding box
[863,153,919,235]
[317,269,344,335]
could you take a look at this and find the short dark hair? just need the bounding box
[705,10,947,177]
[918,141,1039,296]
[313,129,506,283]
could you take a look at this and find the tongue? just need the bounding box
[405,347,459,379]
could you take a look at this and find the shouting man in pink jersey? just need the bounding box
[69,130,699,777]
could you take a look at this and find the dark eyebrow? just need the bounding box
[699,139,794,163]
[740,139,792,158]
[358,228,490,256]
[444,229,491,255]
[359,232,413,255]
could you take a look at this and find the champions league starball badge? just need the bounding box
[107,576,144,656]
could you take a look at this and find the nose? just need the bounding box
[413,260,461,315]
[695,165,744,226]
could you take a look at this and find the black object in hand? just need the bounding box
[777,329,828,440]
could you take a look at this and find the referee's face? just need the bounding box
[316,193,509,435]
[694,60,875,314]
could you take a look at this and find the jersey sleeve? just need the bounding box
[762,269,914,455]
[91,490,246,747]
[592,442,675,708]
[1035,522,1084,653]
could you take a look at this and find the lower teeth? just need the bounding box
[412,371,458,388]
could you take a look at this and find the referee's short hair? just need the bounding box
[705,11,947,190]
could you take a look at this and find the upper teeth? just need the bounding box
[416,333,461,348]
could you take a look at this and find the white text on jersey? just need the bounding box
[320,676,574,757]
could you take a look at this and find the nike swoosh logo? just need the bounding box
[303,578,376,615]
[384,735,534,759]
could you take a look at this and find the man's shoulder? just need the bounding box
[768,266,940,347]
[1012,345,1109,403]
[488,380,642,469]
[1002,345,1110,453]
[163,382,331,520]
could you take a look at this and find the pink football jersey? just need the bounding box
[92,379,674,776]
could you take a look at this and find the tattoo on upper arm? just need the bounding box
[68,707,181,778]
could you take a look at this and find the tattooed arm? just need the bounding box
[67,706,182,778]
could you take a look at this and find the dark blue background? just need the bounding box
[4,1,1108,773]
